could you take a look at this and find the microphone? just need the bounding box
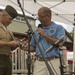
[45,36,64,53]
[38,24,42,39]
[38,24,42,28]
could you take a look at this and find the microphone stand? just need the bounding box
[26,30,32,75]
[59,48,64,75]
[45,37,64,75]
[45,36,64,53]
[17,0,55,75]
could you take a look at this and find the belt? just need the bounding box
[36,57,59,61]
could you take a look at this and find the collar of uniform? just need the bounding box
[0,23,7,31]
[2,24,7,31]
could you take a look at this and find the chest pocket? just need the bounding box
[0,29,12,41]
[47,28,56,37]
[0,30,7,40]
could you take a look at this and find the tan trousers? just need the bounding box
[33,58,60,75]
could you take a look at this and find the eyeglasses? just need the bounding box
[37,15,47,19]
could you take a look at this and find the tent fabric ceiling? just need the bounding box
[0,0,75,25]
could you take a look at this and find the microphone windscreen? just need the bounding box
[38,24,42,28]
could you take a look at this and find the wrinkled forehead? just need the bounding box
[38,7,49,15]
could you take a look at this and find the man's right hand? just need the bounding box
[9,41,20,47]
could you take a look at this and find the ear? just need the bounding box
[0,13,1,16]
[47,16,50,20]
[2,13,6,17]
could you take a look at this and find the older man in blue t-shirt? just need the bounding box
[30,7,65,75]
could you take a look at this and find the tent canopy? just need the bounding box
[0,0,75,25]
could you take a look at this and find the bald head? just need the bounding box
[38,7,52,18]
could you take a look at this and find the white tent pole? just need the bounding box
[50,0,65,8]
[22,0,24,9]
[72,14,75,73]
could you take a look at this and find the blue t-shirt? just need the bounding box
[30,22,65,58]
